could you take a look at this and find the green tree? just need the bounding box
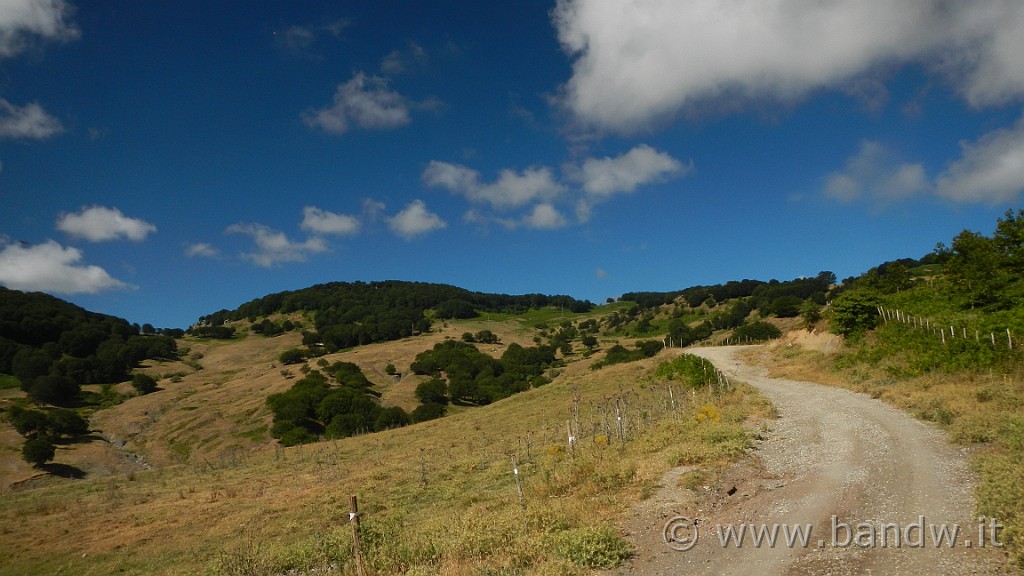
[22,437,55,467]
[47,409,89,437]
[944,230,1006,307]
[415,378,448,405]
[828,291,880,337]
[769,296,803,318]
[411,402,446,422]
[278,348,307,365]
[733,321,781,342]
[131,373,158,395]
[800,301,823,330]
[28,374,80,405]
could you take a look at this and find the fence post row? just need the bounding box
[878,307,1015,351]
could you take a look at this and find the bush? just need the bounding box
[279,348,307,365]
[414,378,448,405]
[27,374,80,405]
[22,437,55,467]
[411,402,446,422]
[553,525,633,569]
[131,373,158,395]
[733,321,781,342]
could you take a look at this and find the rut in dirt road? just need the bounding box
[614,346,1009,576]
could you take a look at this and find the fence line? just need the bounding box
[877,306,1016,352]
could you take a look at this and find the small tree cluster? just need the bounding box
[6,406,89,467]
[266,363,411,446]
[410,340,556,405]
[591,340,664,370]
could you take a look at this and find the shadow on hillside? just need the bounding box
[54,433,104,446]
[42,463,86,479]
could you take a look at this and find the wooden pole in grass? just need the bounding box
[512,454,525,509]
[350,495,368,576]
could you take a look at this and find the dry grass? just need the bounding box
[0,315,775,575]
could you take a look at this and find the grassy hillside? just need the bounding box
[0,306,774,575]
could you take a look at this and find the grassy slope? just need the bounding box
[0,306,774,575]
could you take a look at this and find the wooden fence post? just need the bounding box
[350,495,368,576]
[512,454,525,509]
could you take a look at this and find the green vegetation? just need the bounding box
[410,340,556,405]
[591,340,663,370]
[5,405,90,467]
[0,287,178,406]
[194,280,594,354]
[266,362,400,446]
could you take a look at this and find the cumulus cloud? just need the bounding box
[226,223,327,267]
[823,141,929,204]
[426,145,687,226]
[423,161,565,209]
[553,0,1024,133]
[184,242,220,259]
[56,206,157,242]
[0,0,79,59]
[521,203,568,229]
[572,144,691,198]
[388,200,446,238]
[935,116,1024,204]
[0,99,63,140]
[303,72,411,134]
[0,239,129,294]
[300,205,360,235]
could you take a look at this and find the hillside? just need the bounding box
[2,210,1023,573]
[0,300,776,575]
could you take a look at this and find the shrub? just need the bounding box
[552,525,633,569]
[22,437,55,467]
[131,373,158,395]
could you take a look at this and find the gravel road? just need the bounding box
[614,346,1009,575]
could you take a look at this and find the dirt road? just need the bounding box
[615,346,1009,575]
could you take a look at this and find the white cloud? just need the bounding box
[427,145,687,226]
[553,0,1024,133]
[226,223,327,267]
[0,0,79,59]
[0,239,129,294]
[573,144,690,198]
[184,242,220,259]
[935,116,1024,204]
[466,203,569,230]
[388,200,446,238]
[823,141,929,204]
[522,203,568,229]
[423,161,565,209]
[941,2,1024,108]
[300,205,360,235]
[303,72,411,134]
[56,206,157,242]
[0,99,63,139]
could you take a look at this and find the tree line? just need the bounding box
[0,288,178,406]
[193,281,594,353]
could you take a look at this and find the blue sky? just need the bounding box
[1,1,1023,329]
